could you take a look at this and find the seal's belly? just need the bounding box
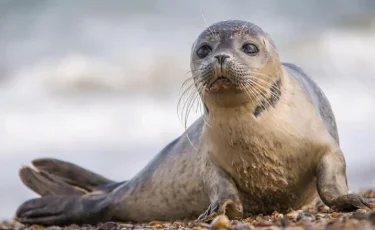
[233,151,318,214]
[212,137,320,214]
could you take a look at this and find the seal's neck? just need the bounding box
[252,77,282,117]
[203,76,283,122]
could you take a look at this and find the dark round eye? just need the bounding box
[242,43,259,55]
[196,44,212,59]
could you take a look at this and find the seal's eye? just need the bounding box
[196,45,212,59]
[242,43,259,55]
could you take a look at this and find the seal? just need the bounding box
[15,20,372,226]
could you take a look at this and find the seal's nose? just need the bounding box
[214,54,230,65]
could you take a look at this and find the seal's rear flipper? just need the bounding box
[16,195,113,226]
[31,158,115,192]
[19,158,119,196]
[19,167,87,196]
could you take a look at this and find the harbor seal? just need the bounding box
[15,20,372,226]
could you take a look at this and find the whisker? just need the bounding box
[200,9,214,37]
[242,77,281,99]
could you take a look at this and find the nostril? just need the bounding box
[214,55,230,65]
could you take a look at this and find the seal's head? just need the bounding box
[191,20,282,109]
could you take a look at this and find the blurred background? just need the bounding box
[1,0,375,220]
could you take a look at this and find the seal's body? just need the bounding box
[16,20,371,226]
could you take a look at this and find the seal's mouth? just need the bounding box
[209,77,232,87]
[206,76,237,92]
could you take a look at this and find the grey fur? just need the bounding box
[15,20,371,226]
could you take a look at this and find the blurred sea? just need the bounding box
[1,0,375,219]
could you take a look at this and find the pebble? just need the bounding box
[280,216,290,227]
[118,224,134,229]
[366,210,375,224]
[210,215,231,230]
[98,222,117,230]
[232,222,254,230]
[331,212,341,218]
[28,225,45,230]
[47,227,62,230]
[286,210,299,220]
[317,205,330,213]
[67,224,80,230]
[296,211,314,221]
[352,210,367,220]
[254,220,272,227]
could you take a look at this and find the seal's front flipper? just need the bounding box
[198,199,243,221]
[16,195,113,226]
[317,149,373,211]
[330,194,372,211]
[198,158,243,221]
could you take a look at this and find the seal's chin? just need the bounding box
[207,77,238,92]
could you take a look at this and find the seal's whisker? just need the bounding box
[241,74,281,99]
[200,9,214,37]
[178,78,208,130]
[244,78,281,100]
[240,80,270,114]
[246,77,281,100]
[239,82,256,102]
[241,78,274,112]
[240,80,269,112]
[179,77,206,96]
[180,86,198,120]
[198,94,212,129]
[178,85,199,123]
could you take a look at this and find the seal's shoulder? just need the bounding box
[282,62,339,143]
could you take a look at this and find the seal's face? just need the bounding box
[190,20,281,108]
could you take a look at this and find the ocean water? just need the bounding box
[1,0,375,220]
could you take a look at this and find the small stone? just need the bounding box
[149,221,163,226]
[357,208,369,213]
[232,222,254,230]
[296,211,314,221]
[98,222,117,230]
[352,211,367,220]
[254,220,272,227]
[280,216,290,227]
[366,210,375,224]
[186,222,195,228]
[286,210,299,220]
[210,215,231,230]
[47,227,62,230]
[276,213,284,219]
[318,204,330,213]
[331,212,341,218]
[151,224,163,229]
[67,224,80,230]
[118,224,134,229]
[29,225,45,230]
[197,222,211,229]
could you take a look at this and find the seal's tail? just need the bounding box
[19,158,119,196]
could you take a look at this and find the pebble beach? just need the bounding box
[1,189,375,230]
